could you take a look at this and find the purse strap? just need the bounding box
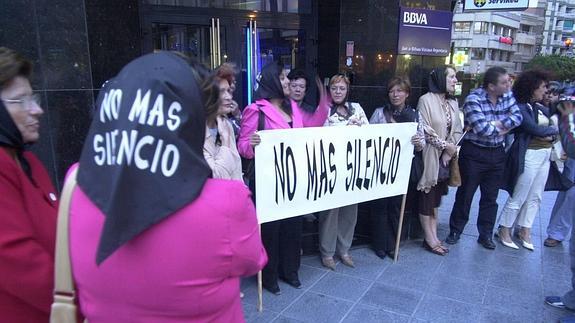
[53,166,79,305]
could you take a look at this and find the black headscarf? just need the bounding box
[77,52,212,265]
[254,62,291,115]
[255,62,285,101]
[428,67,448,94]
[0,100,32,179]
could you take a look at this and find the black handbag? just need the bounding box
[409,151,423,185]
[545,160,574,192]
[244,107,265,200]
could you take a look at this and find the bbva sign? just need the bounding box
[403,11,428,25]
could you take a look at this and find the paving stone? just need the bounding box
[359,282,423,316]
[342,304,410,323]
[281,291,353,323]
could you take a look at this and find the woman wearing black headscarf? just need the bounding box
[0,47,58,322]
[417,66,463,256]
[238,62,328,295]
[68,52,267,322]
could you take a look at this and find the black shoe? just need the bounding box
[445,232,460,245]
[280,276,302,289]
[374,250,386,259]
[263,283,281,295]
[477,237,496,250]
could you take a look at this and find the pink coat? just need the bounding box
[237,98,329,159]
[70,169,267,323]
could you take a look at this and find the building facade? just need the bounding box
[451,2,546,76]
[541,0,575,56]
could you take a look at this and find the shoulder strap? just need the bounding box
[51,167,79,322]
[256,105,265,131]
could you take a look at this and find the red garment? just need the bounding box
[0,148,58,322]
[70,170,267,323]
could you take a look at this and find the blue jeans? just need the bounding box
[547,159,575,241]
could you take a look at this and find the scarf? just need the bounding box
[0,100,32,179]
[77,52,212,264]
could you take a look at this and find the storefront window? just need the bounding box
[454,22,471,33]
[143,0,311,14]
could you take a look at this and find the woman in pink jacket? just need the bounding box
[238,62,328,295]
[69,52,267,323]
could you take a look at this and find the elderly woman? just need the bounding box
[319,74,369,270]
[203,63,243,180]
[238,62,328,295]
[0,47,57,322]
[369,76,425,259]
[499,70,558,250]
[417,66,463,256]
[69,52,267,322]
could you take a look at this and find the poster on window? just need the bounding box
[397,7,453,57]
[254,123,417,224]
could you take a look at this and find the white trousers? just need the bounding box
[499,148,552,229]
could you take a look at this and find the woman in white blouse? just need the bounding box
[319,74,368,270]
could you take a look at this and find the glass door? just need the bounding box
[150,21,228,69]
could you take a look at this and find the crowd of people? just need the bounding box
[1,45,575,322]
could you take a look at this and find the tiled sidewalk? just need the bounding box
[242,188,572,323]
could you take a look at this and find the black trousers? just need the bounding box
[261,216,303,287]
[449,141,506,239]
[370,195,403,252]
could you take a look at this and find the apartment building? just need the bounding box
[452,1,547,75]
[541,0,575,56]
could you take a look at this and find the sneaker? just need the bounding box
[546,296,566,309]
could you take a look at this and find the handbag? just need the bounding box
[448,153,461,187]
[545,160,574,192]
[243,106,265,198]
[50,167,85,323]
[409,151,424,185]
[438,158,450,182]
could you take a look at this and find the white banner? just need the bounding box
[254,123,417,223]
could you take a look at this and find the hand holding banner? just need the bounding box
[254,123,417,223]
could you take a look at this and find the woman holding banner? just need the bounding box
[319,74,369,270]
[68,52,267,322]
[417,66,463,256]
[238,62,329,295]
[369,76,425,259]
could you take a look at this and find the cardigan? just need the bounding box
[0,148,58,322]
[70,173,267,323]
[238,97,329,159]
[204,115,243,180]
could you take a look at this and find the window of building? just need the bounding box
[143,0,311,14]
[474,22,488,34]
[471,48,485,59]
[520,24,531,33]
[454,22,472,32]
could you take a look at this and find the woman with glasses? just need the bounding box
[319,73,369,270]
[0,47,58,322]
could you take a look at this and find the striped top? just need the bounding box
[463,88,522,147]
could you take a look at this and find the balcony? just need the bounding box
[552,39,565,46]
[565,12,575,19]
[515,33,537,45]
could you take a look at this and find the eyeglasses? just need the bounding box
[2,93,41,111]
